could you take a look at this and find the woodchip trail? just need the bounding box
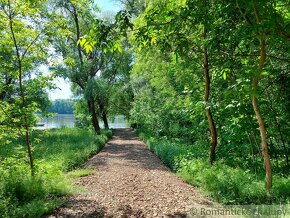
[48,128,219,218]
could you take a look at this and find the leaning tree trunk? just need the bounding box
[88,98,101,135]
[252,4,272,191]
[99,103,109,129]
[251,39,272,190]
[102,113,109,129]
[203,27,218,165]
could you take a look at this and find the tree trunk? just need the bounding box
[72,5,84,67]
[246,131,255,161]
[252,5,272,191]
[99,103,109,129]
[252,82,272,191]
[102,113,109,129]
[88,99,101,135]
[25,128,34,176]
[203,27,218,165]
[8,4,34,176]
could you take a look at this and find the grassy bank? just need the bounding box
[0,128,112,218]
[137,129,290,205]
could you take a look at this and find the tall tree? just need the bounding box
[132,0,219,163]
[131,0,290,190]
[49,0,103,134]
[0,0,52,175]
[50,0,132,133]
[234,0,290,190]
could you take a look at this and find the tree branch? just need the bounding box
[21,30,43,60]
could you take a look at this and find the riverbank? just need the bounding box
[0,128,112,218]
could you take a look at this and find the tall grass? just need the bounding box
[138,129,290,205]
[0,128,112,218]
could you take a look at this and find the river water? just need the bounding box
[36,114,129,129]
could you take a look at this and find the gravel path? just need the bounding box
[49,128,219,218]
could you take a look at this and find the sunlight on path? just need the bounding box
[48,129,221,218]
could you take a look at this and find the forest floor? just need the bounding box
[48,128,221,218]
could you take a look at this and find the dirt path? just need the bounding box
[49,129,218,218]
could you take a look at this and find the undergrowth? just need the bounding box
[0,128,112,218]
[137,129,290,205]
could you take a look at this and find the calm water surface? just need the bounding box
[37,114,129,129]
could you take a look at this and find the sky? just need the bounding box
[96,0,122,13]
[49,0,122,100]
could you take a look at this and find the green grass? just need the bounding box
[0,127,112,218]
[138,129,290,205]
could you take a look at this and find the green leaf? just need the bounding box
[223,71,227,80]
[84,44,93,53]
[78,37,87,47]
[151,37,157,45]
[113,43,122,53]
[261,71,269,76]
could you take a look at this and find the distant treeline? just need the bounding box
[48,99,75,114]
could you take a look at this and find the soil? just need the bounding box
[47,128,220,218]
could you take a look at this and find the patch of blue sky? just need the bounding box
[95,0,122,13]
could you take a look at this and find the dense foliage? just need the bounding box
[47,99,75,114]
[130,0,290,192]
[0,0,121,216]
[49,0,133,133]
[0,0,289,215]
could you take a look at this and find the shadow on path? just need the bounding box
[87,128,168,171]
[47,128,217,218]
